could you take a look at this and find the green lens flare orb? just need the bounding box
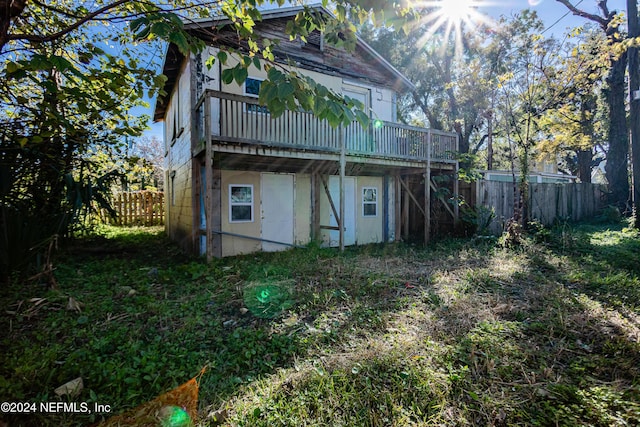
[243,280,294,319]
[257,288,271,303]
[159,406,191,427]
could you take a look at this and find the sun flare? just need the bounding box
[438,0,478,23]
[411,0,495,55]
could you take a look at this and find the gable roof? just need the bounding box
[153,4,414,121]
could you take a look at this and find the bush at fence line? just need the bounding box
[460,203,496,236]
[594,205,623,224]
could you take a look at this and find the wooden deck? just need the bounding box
[195,90,458,165]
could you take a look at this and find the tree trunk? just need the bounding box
[577,149,593,183]
[628,0,640,227]
[604,52,630,211]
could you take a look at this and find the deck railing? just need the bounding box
[195,90,457,162]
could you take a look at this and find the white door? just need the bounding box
[261,173,295,252]
[328,176,356,247]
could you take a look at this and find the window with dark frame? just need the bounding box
[244,77,268,113]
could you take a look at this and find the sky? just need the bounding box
[141,0,631,142]
[483,0,627,33]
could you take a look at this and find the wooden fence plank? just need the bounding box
[102,191,164,226]
[475,182,605,234]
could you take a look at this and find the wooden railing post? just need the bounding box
[339,126,346,252]
[425,129,432,244]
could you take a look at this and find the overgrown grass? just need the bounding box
[1,221,639,426]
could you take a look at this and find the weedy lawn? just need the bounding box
[1,221,639,426]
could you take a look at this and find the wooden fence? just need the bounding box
[105,191,164,226]
[475,181,606,234]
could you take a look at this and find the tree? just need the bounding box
[538,26,610,183]
[126,136,165,191]
[556,0,630,211]
[360,9,503,156]
[1,1,161,283]
[495,11,561,225]
[628,0,640,227]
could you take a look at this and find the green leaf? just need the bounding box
[129,16,147,33]
[326,111,341,128]
[253,56,261,70]
[313,96,327,115]
[268,99,285,117]
[217,51,228,64]
[277,82,294,99]
[204,55,216,70]
[355,110,370,128]
[267,67,282,82]
[233,66,248,85]
[6,61,19,74]
[258,81,275,104]
[221,68,234,85]
[169,32,190,54]
[150,22,171,38]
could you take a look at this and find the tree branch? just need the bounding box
[3,0,132,51]
[555,0,609,29]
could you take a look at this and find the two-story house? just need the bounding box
[154,4,459,259]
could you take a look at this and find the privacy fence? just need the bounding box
[474,181,606,234]
[102,191,164,226]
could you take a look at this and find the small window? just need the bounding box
[362,187,377,217]
[170,171,176,206]
[229,184,253,222]
[244,77,268,113]
[245,78,262,97]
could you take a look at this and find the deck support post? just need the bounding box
[394,175,401,242]
[311,172,321,241]
[453,162,460,225]
[211,155,222,259]
[339,129,346,252]
[204,95,215,261]
[425,130,432,244]
[401,177,409,240]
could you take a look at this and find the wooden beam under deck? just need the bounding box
[209,147,455,177]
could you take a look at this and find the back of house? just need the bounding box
[154,4,459,258]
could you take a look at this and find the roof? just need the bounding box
[153,4,415,121]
